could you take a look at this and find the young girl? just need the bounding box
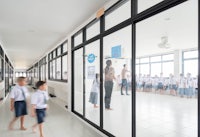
[89,74,100,108]
[31,81,49,137]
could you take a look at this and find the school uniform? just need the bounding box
[169,77,178,90]
[144,77,152,89]
[31,90,49,124]
[10,85,29,117]
[137,77,143,89]
[179,77,186,96]
[193,78,198,96]
[185,77,194,97]
[152,77,159,89]
[157,77,164,90]
[89,79,99,105]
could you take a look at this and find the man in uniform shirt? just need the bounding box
[9,77,29,130]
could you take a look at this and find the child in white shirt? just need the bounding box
[9,77,29,130]
[31,81,49,137]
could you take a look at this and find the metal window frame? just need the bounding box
[71,0,197,137]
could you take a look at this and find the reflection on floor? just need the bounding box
[84,91,197,137]
[0,96,103,137]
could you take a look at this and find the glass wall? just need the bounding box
[85,40,100,125]
[72,0,199,137]
[103,25,132,137]
[136,1,198,137]
[74,48,84,114]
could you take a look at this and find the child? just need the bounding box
[89,74,100,108]
[9,77,29,130]
[31,81,49,137]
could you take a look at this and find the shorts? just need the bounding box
[157,83,163,89]
[169,84,177,90]
[14,101,27,117]
[36,109,46,124]
[145,84,152,88]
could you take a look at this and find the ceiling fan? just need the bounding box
[158,36,171,49]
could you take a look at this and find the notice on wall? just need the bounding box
[87,66,95,79]
[87,53,96,63]
[112,45,121,58]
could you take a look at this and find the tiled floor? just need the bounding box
[76,91,197,137]
[1,91,197,137]
[0,96,103,137]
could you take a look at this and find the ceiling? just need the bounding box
[136,0,198,57]
[0,0,108,69]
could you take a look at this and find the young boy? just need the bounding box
[9,77,29,130]
[31,81,49,137]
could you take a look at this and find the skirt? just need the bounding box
[89,92,98,105]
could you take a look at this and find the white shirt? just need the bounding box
[169,77,177,85]
[186,77,193,88]
[31,90,49,109]
[179,77,186,88]
[158,77,164,83]
[152,77,159,86]
[10,85,29,101]
[145,77,152,84]
[91,79,100,93]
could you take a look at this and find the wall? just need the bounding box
[27,0,119,111]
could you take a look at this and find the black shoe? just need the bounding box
[121,93,124,95]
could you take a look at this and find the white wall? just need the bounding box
[27,0,119,111]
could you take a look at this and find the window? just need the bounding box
[150,56,161,62]
[62,55,68,80]
[162,54,174,61]
[138,0,164,13]
[48,42,68,82]
[0,46,4,81]
[183,50,198,76]
[163,62,174,77]
[151,63,161,76]
[39,57,46,81]
[184,50,198,59]
[56,57,61,79]
[57,46,61,56]
[52,60,56,79]
[140,57,149,63]
[86,20,100,40]
[63,42,68,53]
[105,0,131,30]
[74,32,83,47]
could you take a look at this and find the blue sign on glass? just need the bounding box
[111,45,121,58]
[88,54,96,63]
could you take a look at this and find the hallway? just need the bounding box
[0,89,103,137]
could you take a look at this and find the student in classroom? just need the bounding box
[31,81,49,137]
[9,77,29,130]
[89,73,100,108]
[179,73,186,98]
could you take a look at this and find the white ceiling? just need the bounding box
[0,0,197,69]
[136,0,198,57]
[0,0,108,69]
